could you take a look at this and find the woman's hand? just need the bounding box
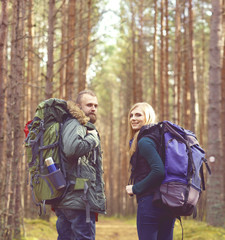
[126,185,134,196]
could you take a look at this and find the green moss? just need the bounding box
[173,219,225,240]
[19,216,225,240]
[18,217,58,240]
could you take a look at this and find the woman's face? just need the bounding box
[130,106,146,132]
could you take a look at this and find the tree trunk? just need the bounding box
[46,0,55,99]
[206,0,224,227]
[159,0,164,121]
[137,0,143,102]
[78,0,85,92]
[4,92,13,239]
[5,2,17,238]
[0,0,8,213]
[221,1,225,206]
[198,1,207,147]
[26,0,34,122]
[83,0,91,86]
[118,91,129,215]
[165,0,169,120]
[188,0,197,132]
[109,97,114,214]
[59,1,67,99]
[183,6,191,129]
[13,0,25,238]
[4,0,25,238]
[152,0,158,110]
[130,0,136,103]
[173,0,181,124]
[66,0,76,99]
[196,2,208,220]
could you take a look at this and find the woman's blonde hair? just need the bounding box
[127,102,156,157]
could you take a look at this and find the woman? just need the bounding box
[125,102,175,240]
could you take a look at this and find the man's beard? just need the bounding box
[88,113,97,124]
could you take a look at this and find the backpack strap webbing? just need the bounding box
[204,158,211,175]
[177,216,184,240]
[29,120,45,168]
[39,125,45,174]
[200,165,205,191]
[76,158,91,223]
[159,122,165,163]
[200,158,211,191]
[192,206,197,219]
[58,123,67,178]
[82,182,91,223]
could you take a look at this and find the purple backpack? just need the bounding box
[153,121,211,217]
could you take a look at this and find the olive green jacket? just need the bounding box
[53,102,106,214]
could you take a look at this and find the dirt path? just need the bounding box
[96,218,138,240]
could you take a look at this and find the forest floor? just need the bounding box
[20,216,225,240]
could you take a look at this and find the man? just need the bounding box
[53,90,106,240]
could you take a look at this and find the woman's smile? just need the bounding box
[130,107,146,131]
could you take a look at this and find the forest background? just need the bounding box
[0,0,224,239]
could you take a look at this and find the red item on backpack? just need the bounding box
[24,120,33,137]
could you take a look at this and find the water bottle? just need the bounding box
[45,157,57,173]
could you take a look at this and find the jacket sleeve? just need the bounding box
[61,119,99,160]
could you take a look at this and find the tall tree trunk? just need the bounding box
[14,0,25,234]
[152,0,158,110]
[5,2,17,238]
[0,0,8,236]
[66,0,76,99]
[198,1,207,147]
[0,0,8,183]
[27,0,34,120]
[183,6,191,129]
[4,87,13,239]
[109,97,114,214]
[188,0,197,132]
[196,2,208,220]
[4,0,25,238]
[102,124,111,214]
[173,0,181,124]
[137,0,143,102]
[83,0,91,86]
[13,0,25,237]
[0,0,8,145]
[78,0,85,92]
[130,0,136,103]
[46,0,55,99]
[59,1,67,99]
[221,0,225,206]
[159,0,164,121]
[118,90,129,215]
[206,0,224,227]
[165,0,169,120]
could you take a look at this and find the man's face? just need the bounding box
[79,94,98,123]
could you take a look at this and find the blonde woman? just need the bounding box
[125,102,175,240]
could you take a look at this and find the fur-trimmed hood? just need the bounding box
[67,100,89,125]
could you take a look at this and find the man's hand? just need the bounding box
[88,130,99,147]
[88,129,98,138]
[126,185,134,196]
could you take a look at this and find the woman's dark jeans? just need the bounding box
[137,195,175,240]
[55,208,95,240]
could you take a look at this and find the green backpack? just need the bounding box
[24,98,89,215]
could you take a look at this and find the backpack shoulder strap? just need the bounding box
[177,216,184,240]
